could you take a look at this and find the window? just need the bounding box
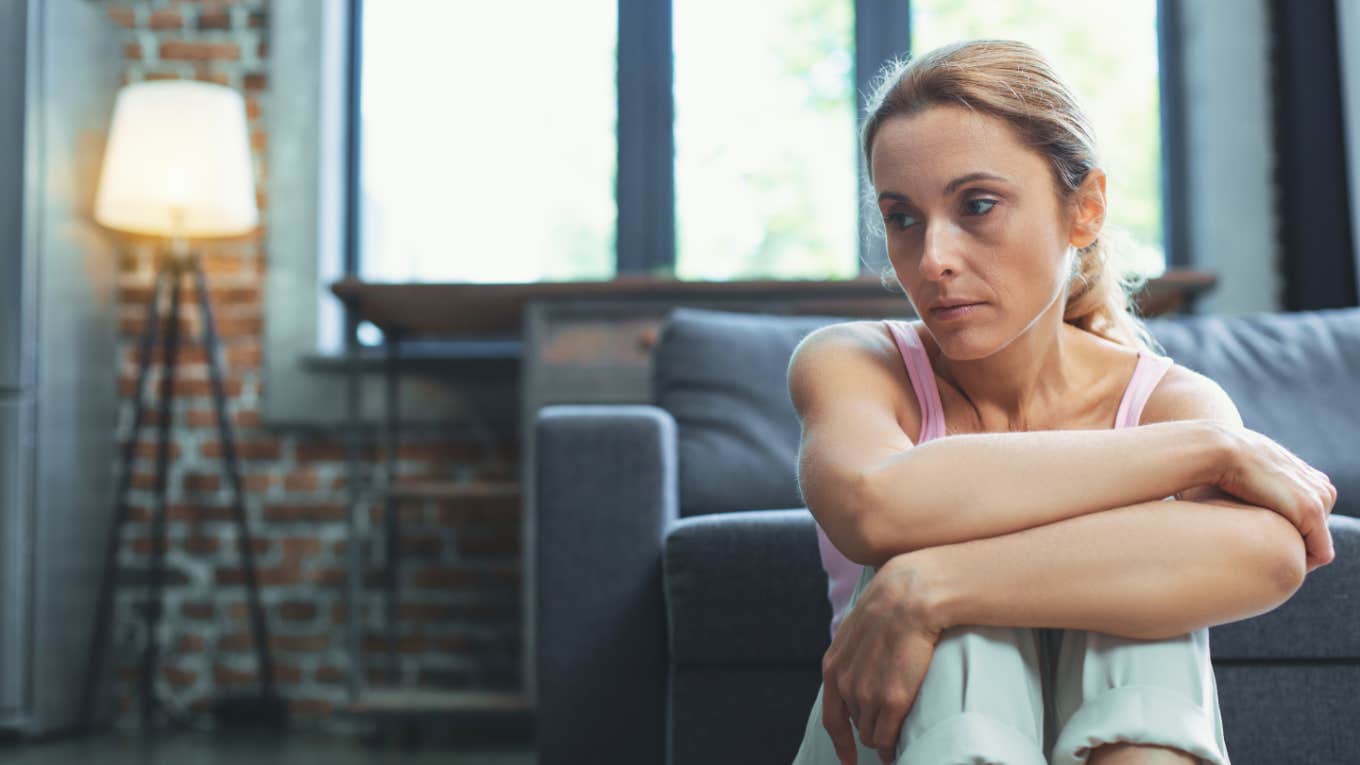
[673,0,858,280]
[353,0,1170,284]
[358,0,617,283]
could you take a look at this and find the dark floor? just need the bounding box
[0,730,536,764]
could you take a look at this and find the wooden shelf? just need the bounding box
[331,270,1218,338]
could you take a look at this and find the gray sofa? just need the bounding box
[534,305,1360,765]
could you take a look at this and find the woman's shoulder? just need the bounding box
[1137,358,1243,428]
[791,319,925,440]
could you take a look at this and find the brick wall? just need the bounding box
[105,0,521,725]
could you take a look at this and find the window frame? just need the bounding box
[347,0,1185,282]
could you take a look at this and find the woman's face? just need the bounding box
[870,104,1095,356]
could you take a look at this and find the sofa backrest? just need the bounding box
[651,307,853,517]
[1145,307,1360,508]
[652,305,1360,518]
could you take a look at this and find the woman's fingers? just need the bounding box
[868,697,906,758]
[822,681,858,765]
[857,704,881,755]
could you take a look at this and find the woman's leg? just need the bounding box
[794,564,1048,764]
[1048,627,1231,765]
[890,624,1050,765]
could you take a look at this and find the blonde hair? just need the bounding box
[862,39,1163,354]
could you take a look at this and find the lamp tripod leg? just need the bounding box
[189,253,279,710]
[142,253,184,730]
[81,261,167,729]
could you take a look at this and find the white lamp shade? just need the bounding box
[94,80,259,238]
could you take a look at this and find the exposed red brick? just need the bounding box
[148,9,183,30]
[159,40,240,61]
[264,504,347,523]
[201,252,249,275]
[182,601,215,620]
[107,6,136,28]
[216,565,301,586]
[243,72,266,91]
[182,534,220,554]
[124,42,142,60]
[194,69,231,87]
[167,504,235,522]
[213,315,262,337]
[280,536,321,561]
[289,698,332,717]
[183,472,220,491]
[310,567,346,586]
[162,665,196,688]
[200,438,280,460]
[129,536,168,555]
[198,6,232,30]
[133,441,182,460]
[283,469,318,492]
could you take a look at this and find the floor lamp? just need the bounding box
[80,80,283,729]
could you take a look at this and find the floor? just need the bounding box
[0,730,536,765]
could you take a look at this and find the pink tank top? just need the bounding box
[814,319,1176,641]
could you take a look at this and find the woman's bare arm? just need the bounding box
[857,364,1245,569]
[899,494,1305,640]
[857,419,1229,567]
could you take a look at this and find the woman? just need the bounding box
[788,40,1337,765]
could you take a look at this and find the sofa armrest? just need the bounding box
[534,404,679,765]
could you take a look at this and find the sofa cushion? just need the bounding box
[1146,306,1360,515]
[664,509,830,665]
[652,307,854,518]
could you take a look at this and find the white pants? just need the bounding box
[792,565,1231,765]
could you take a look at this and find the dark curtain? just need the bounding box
[1269,0,1358,310]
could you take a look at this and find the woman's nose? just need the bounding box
[919,222,961,279]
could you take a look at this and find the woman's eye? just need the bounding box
[964,198,999,216]
[884,212,917,230]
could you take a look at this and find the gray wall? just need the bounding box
[1179,0,1281,316]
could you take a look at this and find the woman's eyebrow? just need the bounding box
[944,171,1010,194]
[877,171,1012,204]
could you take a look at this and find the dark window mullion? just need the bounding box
[1157,0,1192,271]
[854,0,912,277]
[617,0,674,277]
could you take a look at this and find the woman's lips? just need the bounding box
[930,302,984,320]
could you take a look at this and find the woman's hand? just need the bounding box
[820,555,944,765]
[1213,424,1338,573]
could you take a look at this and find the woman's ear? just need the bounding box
[1068,167,1107,249]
